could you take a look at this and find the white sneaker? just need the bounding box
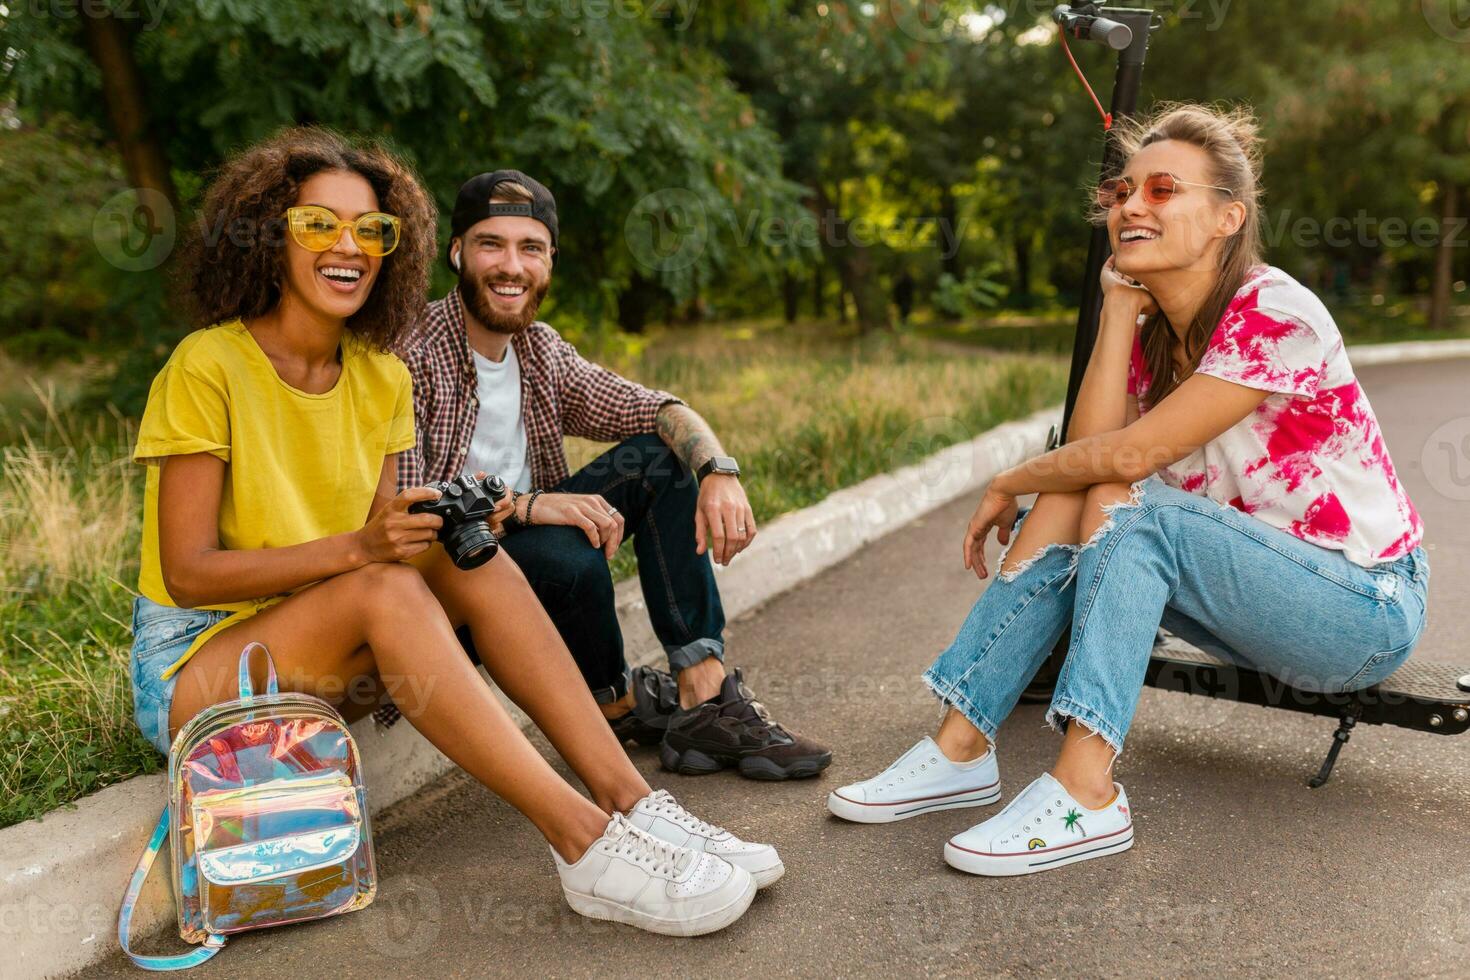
[627,789,785,887]
[553,813,757,936]
[943,772,1134,877]
[826,736,1001,824]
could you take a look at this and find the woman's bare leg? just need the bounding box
[168,561,612,861]
[412,546,651,815]
[934,490,1089,763]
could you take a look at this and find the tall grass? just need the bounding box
[0,330,1067,825]
[0,383,156,826]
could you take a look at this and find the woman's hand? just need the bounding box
[354,486,444,563]
[1100,255,1159,320]
[524,492,625,559]
[962,483,1020,581]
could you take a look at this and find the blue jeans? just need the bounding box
[923,476,1430,754]
[487,434,725,704]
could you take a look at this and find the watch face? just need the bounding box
[713,456,739,473]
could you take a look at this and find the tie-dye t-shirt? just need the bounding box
[1128,265,1422,567]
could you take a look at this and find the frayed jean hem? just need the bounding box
[1045,696,1124,757]
[921,667,1002,746]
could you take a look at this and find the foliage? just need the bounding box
[933,267,1008,319]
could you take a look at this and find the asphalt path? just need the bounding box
[90,356,1470,979]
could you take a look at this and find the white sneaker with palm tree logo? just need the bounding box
[553,813,757,936]
[943,773,1133,876]
[627,789,785,887]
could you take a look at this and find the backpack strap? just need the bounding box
[118,805,226,971]
[238,641,279,699]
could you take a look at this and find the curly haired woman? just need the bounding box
[129,128,777,935]
[828,104,1429,877]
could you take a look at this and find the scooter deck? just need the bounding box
[1146,631,1470,737]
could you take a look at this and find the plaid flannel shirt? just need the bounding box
[373,289,682,728]
[395,288,683,494]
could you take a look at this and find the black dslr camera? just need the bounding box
[409,474,508,570]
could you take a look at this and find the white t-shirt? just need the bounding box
[466,344,533,493]
[1130,264,1422,567]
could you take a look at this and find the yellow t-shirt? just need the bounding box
[134,319,416,679]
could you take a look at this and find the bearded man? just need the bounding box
[395,171,831,781]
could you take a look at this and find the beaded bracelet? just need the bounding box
[524,489,544,526]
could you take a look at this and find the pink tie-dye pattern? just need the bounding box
[1131,266,1422,566]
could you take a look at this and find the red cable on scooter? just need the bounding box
[1058,24,1112,130]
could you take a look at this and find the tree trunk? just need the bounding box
[812,187,890,334]
[1013,232,1032,309]
[940,188,962,280]
[782,271,800,323]
[812,264,825,319]
[617,273,662,333]
[81,11,177,207]
[1430,181,1460,332]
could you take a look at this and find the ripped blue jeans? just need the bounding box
[923,476,1430,754]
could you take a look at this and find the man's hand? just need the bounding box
[696,474,757,566]
[525,492,626,559]
[472,471,516,537]
[962,483,1020,581]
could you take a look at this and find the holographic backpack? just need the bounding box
[118,642,376,969]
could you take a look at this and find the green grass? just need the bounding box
[0,328,1067,827]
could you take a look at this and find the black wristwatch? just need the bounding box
[696,455,741,483]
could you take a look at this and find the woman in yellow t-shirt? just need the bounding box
[131,128,768,936]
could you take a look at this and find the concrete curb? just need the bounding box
[7,334,1468,978]
[3,406,1057,979]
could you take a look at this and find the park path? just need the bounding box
[90,357,1470,978]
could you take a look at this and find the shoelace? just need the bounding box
[875,742,941,791]
[606,814,689,878]
[644,790,727,838]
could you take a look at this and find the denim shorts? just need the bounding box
[130,596,232,755]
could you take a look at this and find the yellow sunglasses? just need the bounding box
[284,205,401,257]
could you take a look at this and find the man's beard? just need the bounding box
[458,270,550,335]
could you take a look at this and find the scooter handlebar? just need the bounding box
[1051,5,1133,50]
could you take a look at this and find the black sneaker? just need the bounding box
[660,668,832,781]
[608,665,679,746]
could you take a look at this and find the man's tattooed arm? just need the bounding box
[655,403,727,474]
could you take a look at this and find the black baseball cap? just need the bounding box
[448,170,559,272]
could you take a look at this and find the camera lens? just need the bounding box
[446,521,497,570]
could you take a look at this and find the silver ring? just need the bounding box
[607,507,619,517]
[737,526,747,533]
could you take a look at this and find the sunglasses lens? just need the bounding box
[354,215,399,256]
[1097,179,1128,208]
[1143,174,1178,205]
[289,208,341,251]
